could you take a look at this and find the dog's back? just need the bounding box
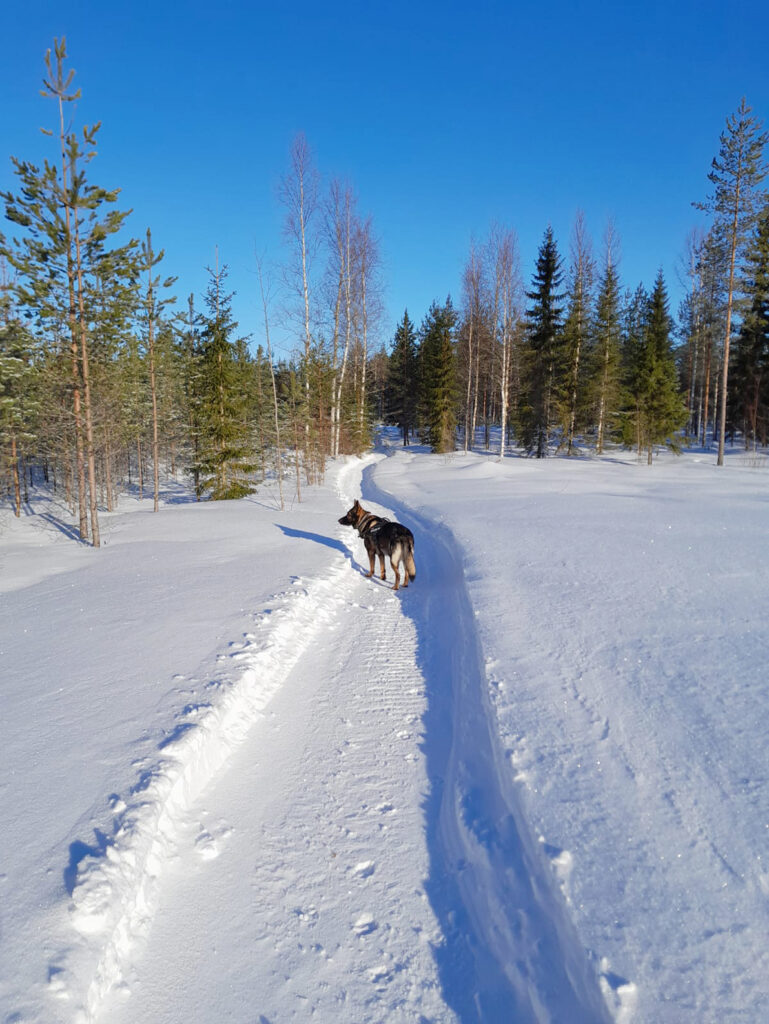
[338,500,416,589]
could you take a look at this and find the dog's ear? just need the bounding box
[353,499,361,510]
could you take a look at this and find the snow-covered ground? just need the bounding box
[1,441,768,1023]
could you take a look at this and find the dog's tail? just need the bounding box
[405,537,416,582]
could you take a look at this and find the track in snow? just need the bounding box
[364,459,611,1023]
[56,455,610,1022]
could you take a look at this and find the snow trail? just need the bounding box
[365,457,612,1022]
[57,462,369,1022]
[105,479,452,1022]
[55,453,609,1022]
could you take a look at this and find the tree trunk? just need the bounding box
[717,171,742,466]
[11,434,21,517]
[74,217,100,547]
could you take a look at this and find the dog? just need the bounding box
[338,500,416,590]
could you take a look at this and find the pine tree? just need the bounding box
[387,309,419,445]
[695,98,768,464]
[193,262,258,499]
[419,299,457,453]
[520,226,566,457]
[2,38,134,543]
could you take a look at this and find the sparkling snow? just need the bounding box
[1,442,768,1023]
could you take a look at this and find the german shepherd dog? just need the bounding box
[338,500,416,590]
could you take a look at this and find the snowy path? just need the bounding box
[55,455,609,1023]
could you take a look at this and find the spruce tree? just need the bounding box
[418,299,457,453]
[630,272,688,463]
[193,263,258,499]
[592,254,622,453]
[387,309,419,445]
[520,227,566,457]
[731,209,769,447]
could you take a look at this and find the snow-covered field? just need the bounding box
[2,440,768,1024]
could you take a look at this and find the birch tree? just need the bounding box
[279,133,319,442]
[487,226,521,459]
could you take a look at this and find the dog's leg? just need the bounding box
[379,553,387,580]
[390,557,401,590]
[365,544,375,578]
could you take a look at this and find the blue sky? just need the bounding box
[3,1,768,358]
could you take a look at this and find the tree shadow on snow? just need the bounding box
[39,512,87,543]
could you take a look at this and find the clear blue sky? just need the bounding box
[4,1,768,359]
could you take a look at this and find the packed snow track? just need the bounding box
[31,456,609,1023]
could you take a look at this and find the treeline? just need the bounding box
[2,41,768,548]
[385,100,769,465]
[0,41,385,544]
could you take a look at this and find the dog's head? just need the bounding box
[338,500,365,528]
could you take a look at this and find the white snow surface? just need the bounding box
[1,441,768,1023]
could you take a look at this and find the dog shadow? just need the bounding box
[276,523,392,584]
[275,524,350,559]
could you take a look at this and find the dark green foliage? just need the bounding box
[590,259,622,451]
[560,231,594,453]
[387,309,419,445]
[519,227,566,457]
[0,285,39,503]
[623,272,688,462]
[418,299,458,453]
[731,209,769,446]
[191,266,258,499]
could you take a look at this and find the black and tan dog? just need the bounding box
[338,500,416,590]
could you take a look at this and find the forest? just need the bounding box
[2,39,768,547]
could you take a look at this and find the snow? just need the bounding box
[1,441,768,1023]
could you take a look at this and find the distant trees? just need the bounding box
[4,41,769,531]
[0,262,38,516]
[0,42,394,528]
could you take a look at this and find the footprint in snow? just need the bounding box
[368,964,392,986]
[353,913,378,936]
[194,825,233,861]
[353,860,375,878]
